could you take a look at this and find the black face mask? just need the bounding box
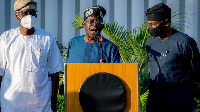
[148,23,165,37]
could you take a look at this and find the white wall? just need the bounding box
[62,0,76,46]
[45,0,58,41]
[0,0,200,48]
[193,0,200,47]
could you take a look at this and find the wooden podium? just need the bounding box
[64,63,139,112]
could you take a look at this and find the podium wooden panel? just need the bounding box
[64,63,139,112]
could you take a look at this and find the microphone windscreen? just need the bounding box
[93,32,101,41]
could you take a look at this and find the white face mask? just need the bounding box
[19,15,37,29]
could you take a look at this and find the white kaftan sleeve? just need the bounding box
[47,35,64,74]
[0,33,6,76]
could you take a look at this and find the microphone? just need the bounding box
[93,32,104,60]
[93,32,101,42]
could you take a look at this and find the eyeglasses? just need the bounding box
[85,19,103,26]
[20,9,37,16]
[147,21,163,27]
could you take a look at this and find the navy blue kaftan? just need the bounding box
[145,29,200,112]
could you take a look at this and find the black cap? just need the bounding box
[84,5,106,20]
[146,3,171,21]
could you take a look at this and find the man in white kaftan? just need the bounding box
[0,0,64,112]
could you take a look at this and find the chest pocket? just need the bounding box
[32,42,48,67]
[147,48,161,62]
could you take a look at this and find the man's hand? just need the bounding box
[51,72,59,112]
[100,58,106,63]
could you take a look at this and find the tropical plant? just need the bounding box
[103,22,151,112]
[170,4,190,32]
[56,41,67,112]
[56,70,65,112]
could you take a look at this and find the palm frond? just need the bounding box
[170,4,189,32]
[103,22,134,63]
[139,90,149,112]
[71,13,84,30]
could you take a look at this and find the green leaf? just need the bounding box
[71,13,84,30]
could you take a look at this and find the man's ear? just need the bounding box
[82,21,86,28]
[164,19,170,27]
[15,13,20,21]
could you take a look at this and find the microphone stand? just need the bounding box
[99,40,103,59]
[94,32,104,62]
